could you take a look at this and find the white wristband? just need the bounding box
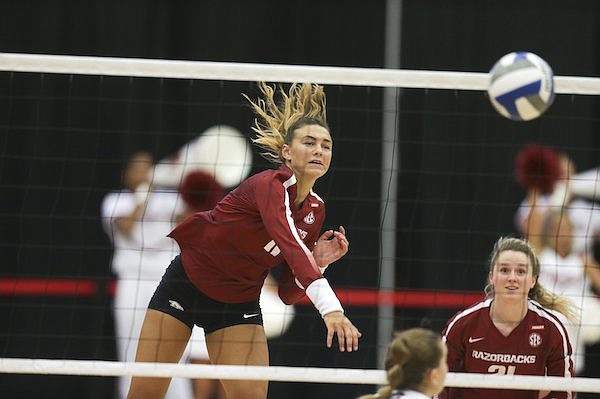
[319,264,329,275]
[305,278,344,317]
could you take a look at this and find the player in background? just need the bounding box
[514,145,600,263]
[102,152,211,399]
[440,237,575,399]
[513,143,600,380]
[126,82,361,399]
[358,328,448,399]
[524,204,600,376]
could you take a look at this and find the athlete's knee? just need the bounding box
[223,380,268,399]
[127,377,170,399]
[127,387,164,399]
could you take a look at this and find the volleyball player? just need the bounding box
[440,237,575,399]
[126,82,361,399]
[515,150,600,268]
[358,328,448,399]
[514,147,600,382]
[523,201,600,375]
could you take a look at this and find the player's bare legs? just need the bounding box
[190,358,226,399]
[206,325,269,399]
[127,309,192,399]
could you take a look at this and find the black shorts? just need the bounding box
[148,255,263,334]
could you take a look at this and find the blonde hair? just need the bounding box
[485,236,578,322]
[243,82,329,164]
[358,328,444,399]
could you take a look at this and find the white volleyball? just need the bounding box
[488,52,555,121]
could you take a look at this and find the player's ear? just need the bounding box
[429,367,442,387]
[530,275,537,290]
[281,144,291,162]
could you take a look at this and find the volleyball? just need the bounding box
[487,52,555,121]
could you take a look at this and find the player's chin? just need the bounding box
[498,290,527,299]
[305,165,328,177]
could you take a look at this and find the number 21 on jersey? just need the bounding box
[488,365,516,375]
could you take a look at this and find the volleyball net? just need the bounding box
[2,358,600,393]
[1,52,600,397]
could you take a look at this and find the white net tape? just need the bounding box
[1,52,600,94]
[0,359,599,393]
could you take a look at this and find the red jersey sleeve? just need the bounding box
[278,265,307,304]
[254,172,322,289]
[542,315,574,399]
[278,226,322,304]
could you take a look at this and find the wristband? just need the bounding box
[305,278,344,317]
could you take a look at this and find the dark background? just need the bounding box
[1,1,599,398]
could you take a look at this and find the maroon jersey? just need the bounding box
[169,165,325,304]
[440,299,573,399]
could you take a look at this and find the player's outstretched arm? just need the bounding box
[323,310,361,352]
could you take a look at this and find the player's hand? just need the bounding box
[313,226,349,267]
[134,182,151,206]
[323,311,361,352]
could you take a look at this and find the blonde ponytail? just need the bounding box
[358,328,444,399]
[243,82,328,164]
